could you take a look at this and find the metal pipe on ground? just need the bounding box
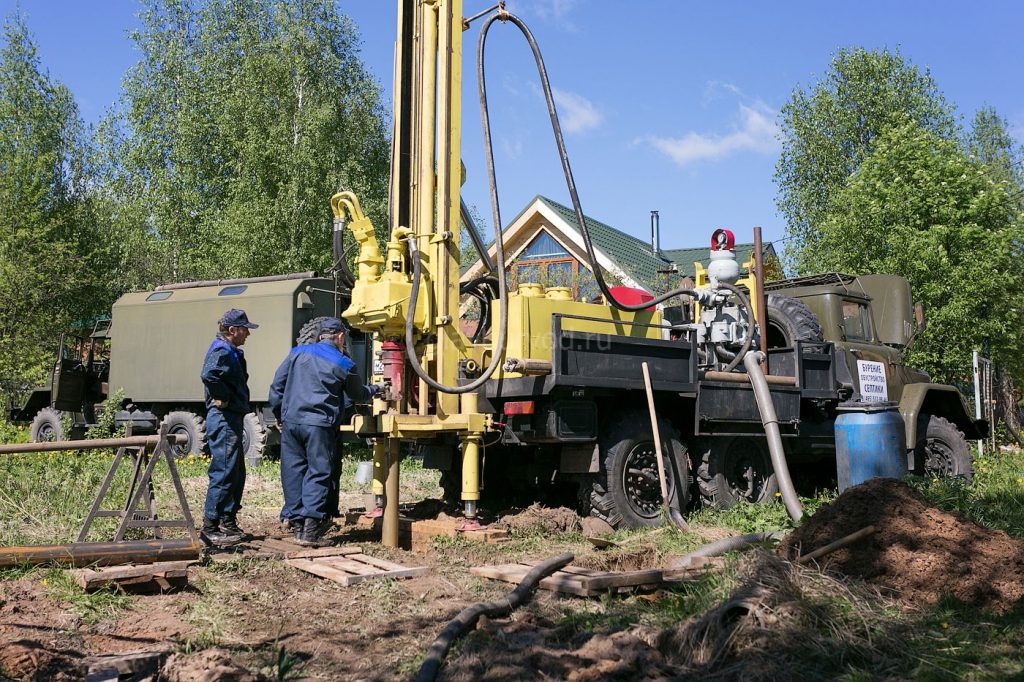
[0,539,201,569]
[0,434,187,454]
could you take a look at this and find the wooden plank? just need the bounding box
[71,561,195,590]
[285,558,359,586]
[344,555,428,580]
[285,546,362,560]
[472,563,662,596]
[325,556,382,576]
[260,538,299,553]
[347,553,410,572]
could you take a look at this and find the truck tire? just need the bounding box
[586,411,688,529]
[161,411,206,458]
[916,415,973,482]
[297,316,332,345]
[696,436,779,508]
[242,412,268,467]
[29,407,64,442]
[765,294,823,349]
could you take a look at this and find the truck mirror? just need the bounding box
[914,302,926,334]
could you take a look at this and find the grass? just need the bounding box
[3,431,1024,679]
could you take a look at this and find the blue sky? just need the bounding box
[4,1,1023,257]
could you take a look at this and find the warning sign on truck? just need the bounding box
[856,360,888,402]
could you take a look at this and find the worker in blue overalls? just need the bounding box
[269,317,381,546]
[199,308,258,546]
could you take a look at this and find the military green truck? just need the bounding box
[10,272,368,465]
[694,272,985,508]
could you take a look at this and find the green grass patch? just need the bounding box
[40,567,131,624]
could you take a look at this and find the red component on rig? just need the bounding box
[711,228,735,251]
[381,340,406,398]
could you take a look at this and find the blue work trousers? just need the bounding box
[203,408,246,520]
[280,422,338,521]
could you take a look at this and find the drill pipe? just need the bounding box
[0,434,186,454]
[0,539,201,569]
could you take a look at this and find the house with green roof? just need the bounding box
[460,195,779,300]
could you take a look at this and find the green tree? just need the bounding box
[98,0,390,287]
[0,15,107,402]
[968,106,1024,212]
[775,47,957,273]
[807,119,1024,383]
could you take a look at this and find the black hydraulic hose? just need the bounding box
[477,11,702,313]
[404,231,509,394]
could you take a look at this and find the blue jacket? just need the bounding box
[201,335,250,414]
[268,340,372,428]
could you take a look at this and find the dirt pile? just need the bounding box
[161,649,267,682]
[778,477,1024,613]
[497,504,582,536]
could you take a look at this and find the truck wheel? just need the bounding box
[696,436,779,508]
[161,411,206,458]
[765,294,823,349]
[242,412,268,467]
[29,407,64,442]
[587,411,688,529]
[916,415,973,482]
[297,316,332,345]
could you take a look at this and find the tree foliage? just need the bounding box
[806,119,1024,381]
[98,0,390,287]
[0,15,108,400]
[775,47,957,273]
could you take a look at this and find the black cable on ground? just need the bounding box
[414,552,574,682]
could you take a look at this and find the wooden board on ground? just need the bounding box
[206,536,306,562]
[285,548,428,587]
[344,512,510,551]
[72,561,195,592]
[471,561,664,597]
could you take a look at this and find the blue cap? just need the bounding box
[319,317,346,334]
[220,308,259,329]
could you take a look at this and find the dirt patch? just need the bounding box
[162,648,266,682]
[778,478,1024,613]
[497,504,582,536]
[447,612,673,681]
[0,639,81,681]
[575,546,659,572]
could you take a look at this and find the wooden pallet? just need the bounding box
[285,546,428,586]
[71,560,195,592]
[471,561,663,597]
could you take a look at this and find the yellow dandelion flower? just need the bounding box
[940,622,949,630]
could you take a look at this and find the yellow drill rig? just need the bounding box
[333,1,786,547]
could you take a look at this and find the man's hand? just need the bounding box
[370,383,388,398]
[212,399,229,409]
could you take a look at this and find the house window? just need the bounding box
[509,231,593,299]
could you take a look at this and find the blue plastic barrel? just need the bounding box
[835,401,907,492]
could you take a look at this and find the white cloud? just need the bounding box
[646,101,780,166]
[501,137,524,160]
[552,88,602,134]
[509,0,578,30]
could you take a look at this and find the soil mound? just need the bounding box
[778,478,1024,613]
[497,504,582,536]
[161,649,266,682]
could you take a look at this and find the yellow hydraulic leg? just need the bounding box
[382,438,401,548]
[459,433,482,531]
[364,438,386,519]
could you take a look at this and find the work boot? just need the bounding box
[200,517,241,546]
[288,518,303,541]
[219,513,249,540]
[297,516,333,547]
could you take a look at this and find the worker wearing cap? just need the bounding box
[199,308,258,546]
[269,317,382,546]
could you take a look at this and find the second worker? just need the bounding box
[269,318,380,546]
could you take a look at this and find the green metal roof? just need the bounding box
[535,196,674,290]
[462,194,777,290]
